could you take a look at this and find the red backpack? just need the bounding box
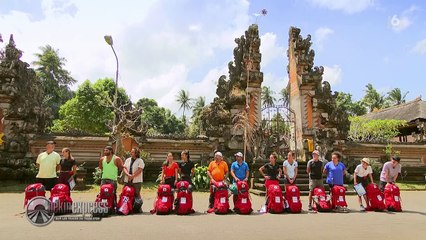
[24,183,46,207]
[384,184,402,212]
[175,181,194,215]
[213,181,230,214]
[95,183,115,216]
[267,184,285,214]
[365,184,385,211]
[233,181,252,214]
[312,187,332,212]
[285,185,302,213]
[331,185,347,209]
[151,184,174,215]
[49,184,72,214]
[117,185,135,215]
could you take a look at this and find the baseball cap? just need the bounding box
[215,151,223,157]
[234,152,243,157]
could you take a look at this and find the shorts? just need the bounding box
[36,178,57,191]
[309,179,323,191]
[379,181,389,192]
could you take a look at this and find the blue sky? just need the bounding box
[1,0,425,116]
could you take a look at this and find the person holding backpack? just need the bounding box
[207,151,229,210]
[259,152,282,211]
[122,147,145,198]
[230,152,249,203]
[307,150,324,211]
[323,151,347,190]
[99,146,124,197]
[379,156,402,192]
[354,158,374,210]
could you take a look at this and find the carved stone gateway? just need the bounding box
[0,35,50,180]
[287,27,349,161]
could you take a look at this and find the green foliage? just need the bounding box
[193,164,210,190]
[362,84,389,112]
[176,89,192,119]
[33,45,76,121]
[383,143,401,159]
[136,98,185,135]
[261,86,276,108]
[51,78,130,134]
[188,96,206,137]
[387,88,409,106]
[92,167,102,185]
[336,92,367,116]
[348,116,407,143]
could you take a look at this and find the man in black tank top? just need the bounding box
[306,150,324,211]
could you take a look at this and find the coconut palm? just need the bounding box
[280,87,289,107]
[261,86,276,108]
[387,88,409,105]
[362,84,388,112]
[192,96,205,117]
[176,89,192,119]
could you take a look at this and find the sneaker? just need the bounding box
[308,205,313,211]
[360,205,365,211]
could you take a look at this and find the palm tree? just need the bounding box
[387,88,409,105]
[192,96,205,117]
[261,86,276,108]
[362,84,387,112]
[176,89,192,119]
[280,87,289,107]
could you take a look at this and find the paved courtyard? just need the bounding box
[1,190,425,240]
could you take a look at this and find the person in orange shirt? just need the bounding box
[207,151,229,209]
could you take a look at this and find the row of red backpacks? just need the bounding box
[311,183,402,212]
[24,183,73,214]
[24,181,402,216]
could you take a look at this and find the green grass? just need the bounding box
[396,182,426,190]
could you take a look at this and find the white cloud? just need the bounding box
[412,39,426,55]
[309,0,375,14]
[260,32,284,67]
[0,0,251,115]
[322,65,342,86]
[314,27,334,51]
[390,5,419,32]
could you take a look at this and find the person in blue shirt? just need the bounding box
[230,152,249,203]
[323,151,347,192]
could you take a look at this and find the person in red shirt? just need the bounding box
[161,152,179,189]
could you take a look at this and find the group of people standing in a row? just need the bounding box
[35,141,402,211]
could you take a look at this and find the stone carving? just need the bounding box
[0,35,50,178]
[288,27,348,161]
[201,24,263,157]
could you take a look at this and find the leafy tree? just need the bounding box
[336,92,367,116]
[362,84,388,112]
[387,88,409,106]
[279,87,289,107]
[136,98,185,135]
[261,86,276,108]
[188,96,206,137]
[51,78,129,134]
[176,90,192,120]
[33,45,76,121]
[348,116,406,143]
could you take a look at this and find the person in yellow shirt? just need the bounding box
[36,141,61,191]
[207,151,228,209]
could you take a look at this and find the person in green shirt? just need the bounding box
[98,146,123,196]
[36,140,61,191]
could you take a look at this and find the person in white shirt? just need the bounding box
[354,158,374,211]
[283,151,298,185]
[122,148,145,198]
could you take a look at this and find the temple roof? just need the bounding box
[363,97,426,123]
